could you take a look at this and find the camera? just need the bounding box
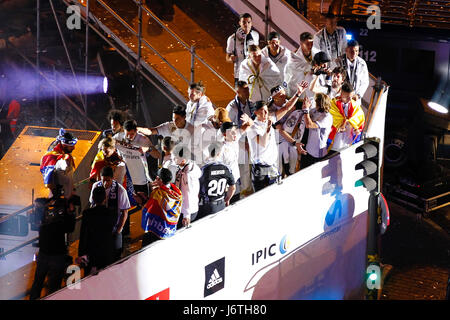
[314,68,329,76]
[30,185,72,231]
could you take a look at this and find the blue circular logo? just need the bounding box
[279,235,290,254]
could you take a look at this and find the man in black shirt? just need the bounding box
[77,186,116,275]
[198,142,236,219]
[29,187,76,300]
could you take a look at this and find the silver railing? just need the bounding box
[79,0,235,92]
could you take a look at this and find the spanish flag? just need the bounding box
[141,184,183,239]
[40,143,75,188]
[327,97,365,150]
[90,150,138,208]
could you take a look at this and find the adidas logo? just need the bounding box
[206,269,223,289]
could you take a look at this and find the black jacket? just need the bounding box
[78,205,116,269]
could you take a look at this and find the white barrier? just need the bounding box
[46,137,370,300]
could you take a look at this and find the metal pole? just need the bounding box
[265,0,269,42]
[49,0,86,111]
[53,65,57,126]
[36,0,40,113]
[84,0,90,129]
[190,46,195,83]
[136,0,143,114]
[304,0,308,18]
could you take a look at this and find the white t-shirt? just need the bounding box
[226,29,260,77]
[305,108,333,158]
[155,121,194,147]
[175,160,201,219]
[162,154,178,184]
[279,109,305,143]
[262,45,290,83]
[89,180,131,231]
[247,114,279,166]
[221,132,242,182]
[186,95,215,127]
[113,132,152,186]
[226,96,254,127]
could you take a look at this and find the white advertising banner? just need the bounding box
[46,140,371,300]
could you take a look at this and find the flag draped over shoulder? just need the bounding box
[90,150,138,208]
[40,143,75,187]
[141,184,183,239]
[327,98,365,149]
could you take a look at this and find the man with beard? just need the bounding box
[226,13,260,86]
[102,109,129,139]
[311,66,346,99]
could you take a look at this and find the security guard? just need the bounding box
[198,142,236,219]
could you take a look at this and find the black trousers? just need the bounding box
[251,164,279,192]
[112,232,122,261]
[197,200,225,219]
[300,153,322,169]
[29,253,68,300]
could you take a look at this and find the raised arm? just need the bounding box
[275,80,309,121]
[137,126,158,136]
[302,97,319,129]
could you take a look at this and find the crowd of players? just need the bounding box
[29,10,370,298]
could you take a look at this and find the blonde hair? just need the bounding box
[99,137,115,149]
[315,93,331,113]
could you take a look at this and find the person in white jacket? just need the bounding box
[239,44,282,103]
[284,32,314,98]
[312,11,347,69]
[262,31,290,85]
[173,144,201,229]
[185,81,215,164]
[341,40,370,101]
[185,81,215,127]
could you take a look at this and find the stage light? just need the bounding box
[427,101,448,114]
[346,33,353,41]
[103,76,108,94]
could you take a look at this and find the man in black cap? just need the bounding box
[312,11,347,69]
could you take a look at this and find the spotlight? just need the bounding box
[427,101,448,114]
[346,33,353,41]
[103,76,108,94]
